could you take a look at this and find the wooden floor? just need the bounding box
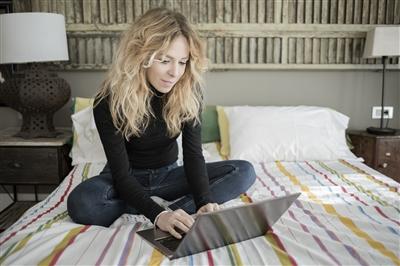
[0,201,36,233]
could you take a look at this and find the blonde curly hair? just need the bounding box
[95,7,208,139]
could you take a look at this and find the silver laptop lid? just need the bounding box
[137,193,300,259]
[173,193,300,258]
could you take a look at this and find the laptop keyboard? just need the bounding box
[158,236,182,251]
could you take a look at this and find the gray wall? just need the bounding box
[1,70,399,130]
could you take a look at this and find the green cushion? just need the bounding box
[201,105,220,143]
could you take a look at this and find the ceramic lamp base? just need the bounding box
[0,63,70,139]
[15,113,60,138]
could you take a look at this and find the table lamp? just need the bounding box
[363,26,400,135]
[0,12,70,138]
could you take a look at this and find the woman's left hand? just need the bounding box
[197,203,220,214]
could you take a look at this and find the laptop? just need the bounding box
[137,193,300,260]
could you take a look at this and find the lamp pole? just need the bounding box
[380,56,387,129]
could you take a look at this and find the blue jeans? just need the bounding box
[67,160,256,226]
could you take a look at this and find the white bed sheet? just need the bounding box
[1,142,399,265]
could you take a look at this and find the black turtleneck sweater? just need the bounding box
[93,88,211,222]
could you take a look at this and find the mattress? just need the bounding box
[0,143,399,265]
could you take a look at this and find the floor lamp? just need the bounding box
[363,26,400,135]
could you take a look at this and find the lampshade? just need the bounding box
[363,26,400,58]
[0,12,69,64]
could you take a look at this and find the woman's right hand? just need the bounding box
[156,209,195,239]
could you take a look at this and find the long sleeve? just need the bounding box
[93,98,165,222]
[182,118,212,209]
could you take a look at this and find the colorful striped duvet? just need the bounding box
[0,144,399,265]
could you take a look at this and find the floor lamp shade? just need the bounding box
[0,13,71,138]
[363,27,400,58]
[363,26,400,135]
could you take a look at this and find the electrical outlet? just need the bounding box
[372,106,393,119]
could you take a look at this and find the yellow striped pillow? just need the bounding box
[216,106,230,158]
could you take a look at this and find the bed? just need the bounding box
[0,104,399,265]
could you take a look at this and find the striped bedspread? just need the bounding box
[0,143,399,265]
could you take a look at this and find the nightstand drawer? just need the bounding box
[376,162,400,183]
[0,147,60,184]
[376,139,400,162]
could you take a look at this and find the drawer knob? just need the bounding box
[380,163,388,168]
[11,162,22,168]
[385,152,391,157]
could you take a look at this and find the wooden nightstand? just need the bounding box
[347,130,400,183]
[0,127,73,232]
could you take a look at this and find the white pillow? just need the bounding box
[222,105,359,162]
[70,107,107,165]
[70,107,212,165]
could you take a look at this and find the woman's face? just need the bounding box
[146,35,189,94]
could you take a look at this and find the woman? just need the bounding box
[67,8,256,239]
